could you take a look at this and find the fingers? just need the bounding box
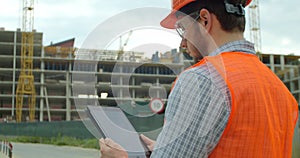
[99,138,128,158]
[140,134,154,145]
[140,134,155,151]
[104,138,126,151]
[99,138,110,158]
[100,138,123,151]
[99,138,109,153]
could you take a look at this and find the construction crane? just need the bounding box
[117,30,133,60]
[16,0,36,122]
[248,0,262,59]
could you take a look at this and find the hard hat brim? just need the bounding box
[161,0,196,29]
[160,10,178,29]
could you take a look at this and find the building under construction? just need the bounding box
[0,28,185,122]
[0,28,300,122]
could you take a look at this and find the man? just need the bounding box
[100,0,299,157]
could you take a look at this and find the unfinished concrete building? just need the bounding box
[0,29,186,122]
[0,29,299,122]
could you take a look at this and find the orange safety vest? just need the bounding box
[190,52,299,158]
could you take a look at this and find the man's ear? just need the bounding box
[199,9,212,30]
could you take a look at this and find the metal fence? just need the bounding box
[0,121,94,139]
[0,140,12,158]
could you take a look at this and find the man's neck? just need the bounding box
[213,31,244,48]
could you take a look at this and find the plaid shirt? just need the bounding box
[151,40,256,158]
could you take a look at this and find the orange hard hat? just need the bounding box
[161,0,252,29]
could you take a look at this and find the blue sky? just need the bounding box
[1,0,300,55]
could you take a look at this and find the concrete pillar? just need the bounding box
[39,49,45,122]
[132,77,135,98]
[290,68,295,92]
[11,30,17,117]
[66,71,71,121]
[280,55,285,70]
[270,55,275,72]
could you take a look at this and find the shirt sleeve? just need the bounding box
[151,70,230,158]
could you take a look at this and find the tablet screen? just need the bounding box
[86,106,150,158]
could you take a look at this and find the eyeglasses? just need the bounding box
[175,11,200,39]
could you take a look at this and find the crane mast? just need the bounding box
[248,0,262,57]
[16,0,36,122]
[117,30,133,60]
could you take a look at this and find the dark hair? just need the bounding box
[178,0,246,32]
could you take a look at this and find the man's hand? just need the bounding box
[99,138,128,158]
[140,134,156,151]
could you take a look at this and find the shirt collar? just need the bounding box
[209,40,256,56]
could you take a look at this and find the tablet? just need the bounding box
[86,105,151,158]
